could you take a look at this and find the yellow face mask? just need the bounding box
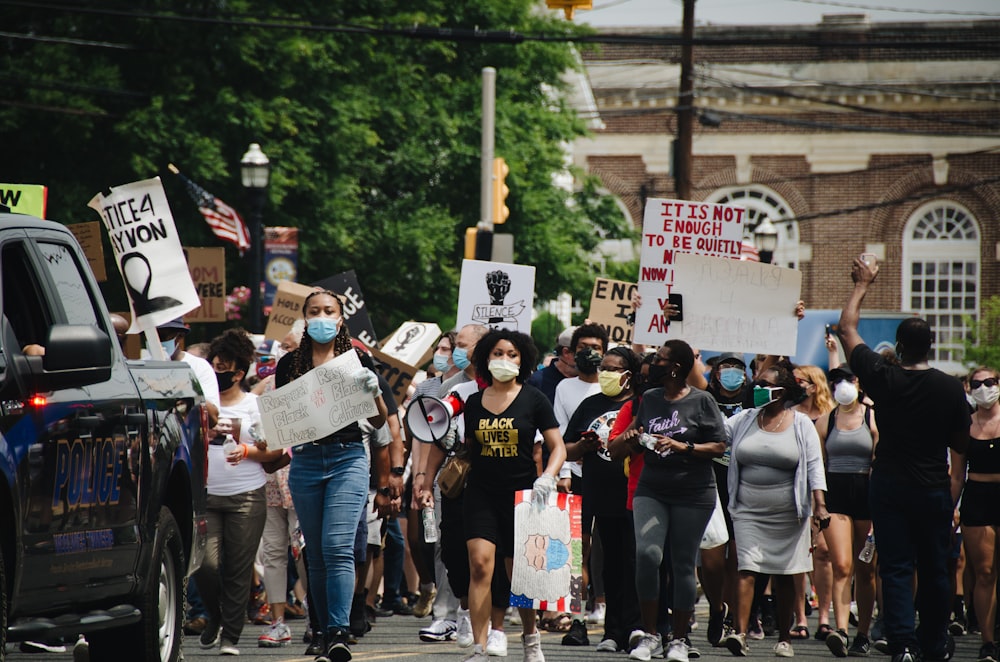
[598,370,627,397]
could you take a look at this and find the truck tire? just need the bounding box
[89,507,184,662]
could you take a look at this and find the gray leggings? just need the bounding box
[632,495,714,608]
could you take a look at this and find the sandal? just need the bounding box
[814,623,834,641]
[540,612,573,632]
[789,625,810,639]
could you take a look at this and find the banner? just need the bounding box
[588,278,637,346]
[67,221,107,282]
[371,347,418,407]
[381,321,441,368]
[263,280,316,342]
[456,259,535,331]
[668,253,801,355]
[0,183,47,217]
[510,491,583,614]
[634,198,747,346]
[257,351,377,450]
[263,226,298,313]
[312,270,379,348]
[183,247,227,323]
[88,177,199,333]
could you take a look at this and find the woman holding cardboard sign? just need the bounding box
[274,289,388,662]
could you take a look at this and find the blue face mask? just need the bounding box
[160,338,177,359]
[719,367,745,391]
[433,353,451,373]
[452,346,470,370]
[307,317,340,344]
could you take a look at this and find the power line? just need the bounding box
[0,29,138,50]
[786,0,1000,18]
[0,99,118,118]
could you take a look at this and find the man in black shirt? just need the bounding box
[838,256,969,662]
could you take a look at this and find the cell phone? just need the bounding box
[860,253,877,268]
[668,293,683,322]
[824,324,832,338]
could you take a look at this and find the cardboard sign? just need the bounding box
[668,253,801,355]
[0,183,47,217]
[263,280,316,342]
[257,350,377,450]
[371,347,417,407]
[381,321,441,368]
[312,270,379,348]
[456,259,535,332]
[588,278,637,346]
[67,221,107,282]
[634,198,747,345]
[183,247,227,323]
[510,491,583,614]
[88,177,199,333]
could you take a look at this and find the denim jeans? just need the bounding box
[869,471,953,656]
[382,517,406,606]
[289,441,368,635]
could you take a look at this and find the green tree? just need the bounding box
[1,1,630,333]
[963,295,1000,369]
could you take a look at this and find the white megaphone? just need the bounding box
[405,392,464,452]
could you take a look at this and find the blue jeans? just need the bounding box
[382,517,406,606]
[869,471,953,656]
[289,442,368,636]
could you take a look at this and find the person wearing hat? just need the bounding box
[155,317,221,412]
[526,326,579,404]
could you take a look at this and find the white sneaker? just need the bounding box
[774,641,795,658]
[666,638,690,662]
[508,607,522,626]
[523,631,545,662]
[487,628,508,656]
[219,639,240,656]
[258,621,291,647]
[597,638,621,652]
[456,609,474,649]
[420,618,458,642]
[587,602,607,625]
[629,632,663,661]
[464,643,490,661]
[629,629,646,652]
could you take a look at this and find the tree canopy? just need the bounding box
[2,1,633,333]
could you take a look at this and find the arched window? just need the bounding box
[902,201,980,368]
[704,185,799,269]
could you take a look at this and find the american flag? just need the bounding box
[740,240,760,262]
[169,164,251,255]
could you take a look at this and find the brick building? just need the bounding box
[570,15,1000,371]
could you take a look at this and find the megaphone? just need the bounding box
[405,392,464,452]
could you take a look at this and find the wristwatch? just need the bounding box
[685,441,695,454]
[390,466,405,476]
[377,486,391,497]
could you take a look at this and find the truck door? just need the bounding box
[1,231,142,611]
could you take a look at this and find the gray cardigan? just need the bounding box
[724,407,827,520]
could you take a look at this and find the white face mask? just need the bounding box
[972,385,1000,408]
[488,359,520,383]
[833,381,859,406]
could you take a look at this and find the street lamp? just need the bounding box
[240,143,270,333]
[754,216,779,265]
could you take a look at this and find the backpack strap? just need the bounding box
[864,404,872,430]
[827,408,837,432]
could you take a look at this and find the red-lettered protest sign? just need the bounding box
[633,198,746,346]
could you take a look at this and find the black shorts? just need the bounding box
[961,480,1000,527]
[462,482,518,558]
[826,473,871,520]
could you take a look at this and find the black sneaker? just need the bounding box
[891,647,921,662]
[199,620,221,649]
[326,630,352,662]
[827,629,849,658]
[391,601,414,616]
[561,619,590,646]
[305,631,326,656]
[848,633,872,657]
[683,635,702,659]
[349,592,367,638]
[977,642,998,662]
[708,603,730,647]
[925,633,955,661]
[761,597,777,637]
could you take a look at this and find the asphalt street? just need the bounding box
[3,604,987,661]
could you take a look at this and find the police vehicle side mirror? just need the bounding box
[30,324,113,392]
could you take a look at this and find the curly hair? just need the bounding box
[208,327,255,375]
[761,359,805,404]
[473,329,537,385]
[287,289,360,381]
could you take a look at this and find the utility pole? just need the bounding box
[674,0,695,200]
[477,66,496,260]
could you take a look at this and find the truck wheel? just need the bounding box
[89,507,184,662]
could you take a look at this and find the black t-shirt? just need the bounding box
[706,383,754,419]
[464,383,559,492]
[525,362,565,404]
[564,392,629,517]
[849,344,971,488]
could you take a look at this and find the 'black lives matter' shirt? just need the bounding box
[464,384,559,493]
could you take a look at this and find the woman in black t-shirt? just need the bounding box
[462,329,566,662]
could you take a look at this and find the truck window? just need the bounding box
[37,241,100,328]
[1,241,52,348]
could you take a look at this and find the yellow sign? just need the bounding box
[0,183,48,217]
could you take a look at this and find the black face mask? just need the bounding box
[216,370,238,392]
[647,363,671,385]
[575,348,602,375]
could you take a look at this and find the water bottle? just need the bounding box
[422,507,439,543]
[222,434,238,467]
[858,532,876,564]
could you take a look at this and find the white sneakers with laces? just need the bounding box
[629,632,664,661]
[456,609,474,648]
[487,628,508,656]
[666,637,690,662]
[258,621,291,647]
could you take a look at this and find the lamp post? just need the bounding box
[240,143,270,333]
[754,216,779,265]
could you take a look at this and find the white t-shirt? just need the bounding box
[181,351,221,409]
[208,393,267,497]
[553,377,601,478]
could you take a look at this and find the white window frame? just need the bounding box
[704,185,799,269]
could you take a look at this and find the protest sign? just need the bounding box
[588,278,637,346]
[67,221,107,282]
[183,247,227,323]
[633,198,747,346]
[313,270,379,348]
[257,350,376,450]
[510,491,583,614]
[371,348,418,407]
[456,259,535,332]
[668,252,801,355]
[0,183,47,217]
[88,177,199,333]
[263,280,316,342]
[263,226,298,313]
[381,321,441,368]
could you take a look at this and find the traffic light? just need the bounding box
[546,0,593,20]
[492,157,510,225]
[464,227,478,260]
[464,227,493,261]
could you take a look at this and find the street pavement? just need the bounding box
[4,604,986,661]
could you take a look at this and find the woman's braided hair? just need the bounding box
[287,289,360,381]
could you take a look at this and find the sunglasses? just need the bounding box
[971,377,999,389]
